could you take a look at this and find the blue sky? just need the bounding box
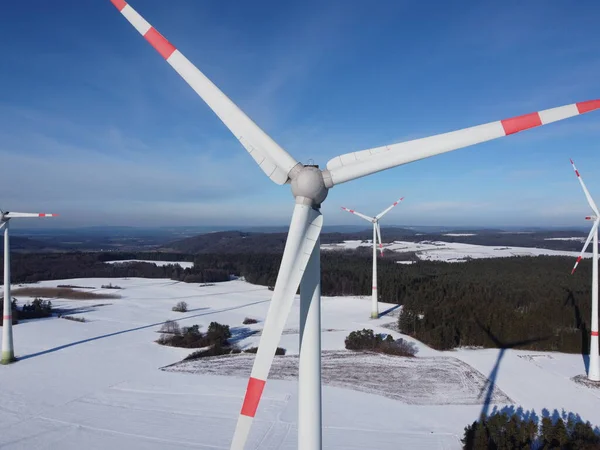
[1,0,600,229]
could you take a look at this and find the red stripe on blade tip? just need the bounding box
[501,112,542,136]
[576,100,600,114]
[575,170,580,177]
[144,28,176,60]
[110,0,127,11]
[240,377,266,418]
[2,316,11,320]
[592,331,599,337]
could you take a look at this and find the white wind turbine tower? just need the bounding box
[341,197,404,318]
[1,210,57,364]
[569,159,600,382]
[108,1,600,447]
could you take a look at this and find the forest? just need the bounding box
[1,250,593,354]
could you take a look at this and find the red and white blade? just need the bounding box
[4,212,58,218]
[570,159,600,216]
[375,196,404,220]
[340,207,374,223]
[572,221,598,275]
[376,222,384,256]
[327,100,600,186]
[230,203,322,450]
[109,1,299,185]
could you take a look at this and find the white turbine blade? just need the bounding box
[109,0,299,185]
[570,159,600,216]
[375,197,404,220]
[376,222,384,256]
[3,212,58,218]
[326,100,600,186]
[340,207,374,223]
[231,203,322,450]
[572,221,599,275]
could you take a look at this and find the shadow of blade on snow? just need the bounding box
[18,299,270,361]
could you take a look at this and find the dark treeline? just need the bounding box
[2,251,593,354]
[3,252,228,284]
[397,257,592,353]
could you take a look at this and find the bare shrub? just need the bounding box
[61,315,86,323]
[159,320,181,335]
[101,283,122,289]
[172,301,188,312]
[243,317,258,325]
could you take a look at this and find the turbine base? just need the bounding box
[1,351,15,364]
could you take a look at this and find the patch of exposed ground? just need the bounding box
[164,350,511,405]
[12,287,120,300]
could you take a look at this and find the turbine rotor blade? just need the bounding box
[340,207,374,223]
[570,159,600,216]
[4,213,58,218]
[230,203,322,450]
[376,222,383,256]
[326,100,600,186]
[572,221,599,275]
[109,0,299,185]
[375,197,404,220]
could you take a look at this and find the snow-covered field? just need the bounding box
[105,259,195,268]
[544,237,586,242]
[322,240,589,263]
[2,277,599,449]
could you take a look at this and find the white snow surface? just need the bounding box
[2,277,599,449]
[544,237,586,242]
[105,259,194,268]
[322,240,590,263]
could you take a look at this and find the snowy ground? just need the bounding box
[1,277,599,449]
[322,240,589,263]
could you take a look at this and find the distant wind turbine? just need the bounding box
[341,197,404,318]
[1,210,57,364]
[569,159,600,382]
[107,1,600,448]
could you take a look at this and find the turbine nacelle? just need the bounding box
[290,165,329,206]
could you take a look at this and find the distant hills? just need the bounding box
[162,228,588,255]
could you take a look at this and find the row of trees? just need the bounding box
[463,409,600,449]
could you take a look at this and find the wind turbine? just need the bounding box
[569,159,600,382]
[341,197,404,318]
[1,210,57,364]
[107,1,600,448]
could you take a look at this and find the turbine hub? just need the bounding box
[290,165,329,206]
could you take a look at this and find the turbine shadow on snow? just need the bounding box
[564,289,590,374]
[18,299,270,361]
[475,318,547,419]
[378,304,401,318]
